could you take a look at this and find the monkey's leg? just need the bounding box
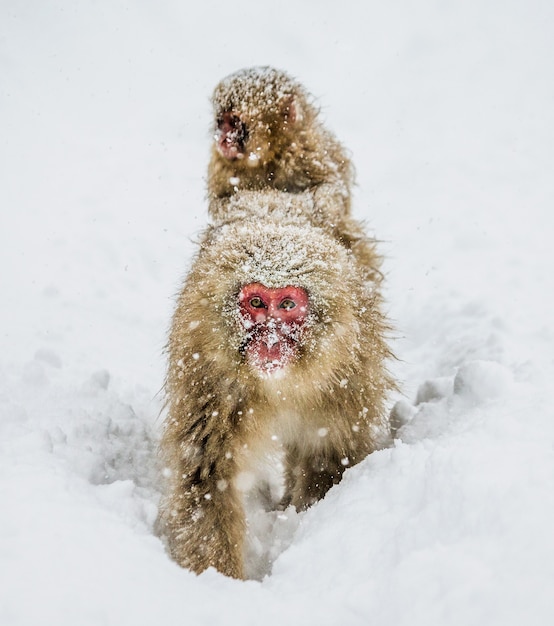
[159,466,246,579]
[282,444,347,511]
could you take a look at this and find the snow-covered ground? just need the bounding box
[2,1,553,624]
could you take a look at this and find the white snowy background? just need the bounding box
[1,1,553,624]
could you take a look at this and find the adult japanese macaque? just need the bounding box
[207,66,380,283]
[156,213,395,580]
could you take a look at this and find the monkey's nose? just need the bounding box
[263,328,280,348]
[267,304,283,320]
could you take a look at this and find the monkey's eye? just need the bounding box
[249,297,266,309]
[279,298,296,311]
[218,113,241,129]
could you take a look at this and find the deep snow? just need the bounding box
[1,1,553,625]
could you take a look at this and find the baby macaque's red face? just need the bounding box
[238,282,309,375]
[215,112,248,160]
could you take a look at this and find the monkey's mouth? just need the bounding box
[250,337,294,373]
[215,113,248,160]
[241,324,303,376]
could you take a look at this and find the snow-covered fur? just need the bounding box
[207,66,380,284]
[157,214,395,579]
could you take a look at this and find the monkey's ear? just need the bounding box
[283,96,301,126]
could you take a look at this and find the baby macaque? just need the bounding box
[207,66,380,283]
[157,206,395,579]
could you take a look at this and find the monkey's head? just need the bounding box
[189,218,369,384]
[211,66,314,170]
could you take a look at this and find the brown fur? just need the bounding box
[156,212,395,579]
[207,66,381,284]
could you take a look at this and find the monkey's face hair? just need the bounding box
[211,66,313,168]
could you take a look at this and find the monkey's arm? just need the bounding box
[282,443,347,510]
[157,408,247,579]
[208,188,316,226]
[309,183,383,286]
[282,410,384,511]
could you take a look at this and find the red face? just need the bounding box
[215,112,248,160]
[238,282,309,375]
